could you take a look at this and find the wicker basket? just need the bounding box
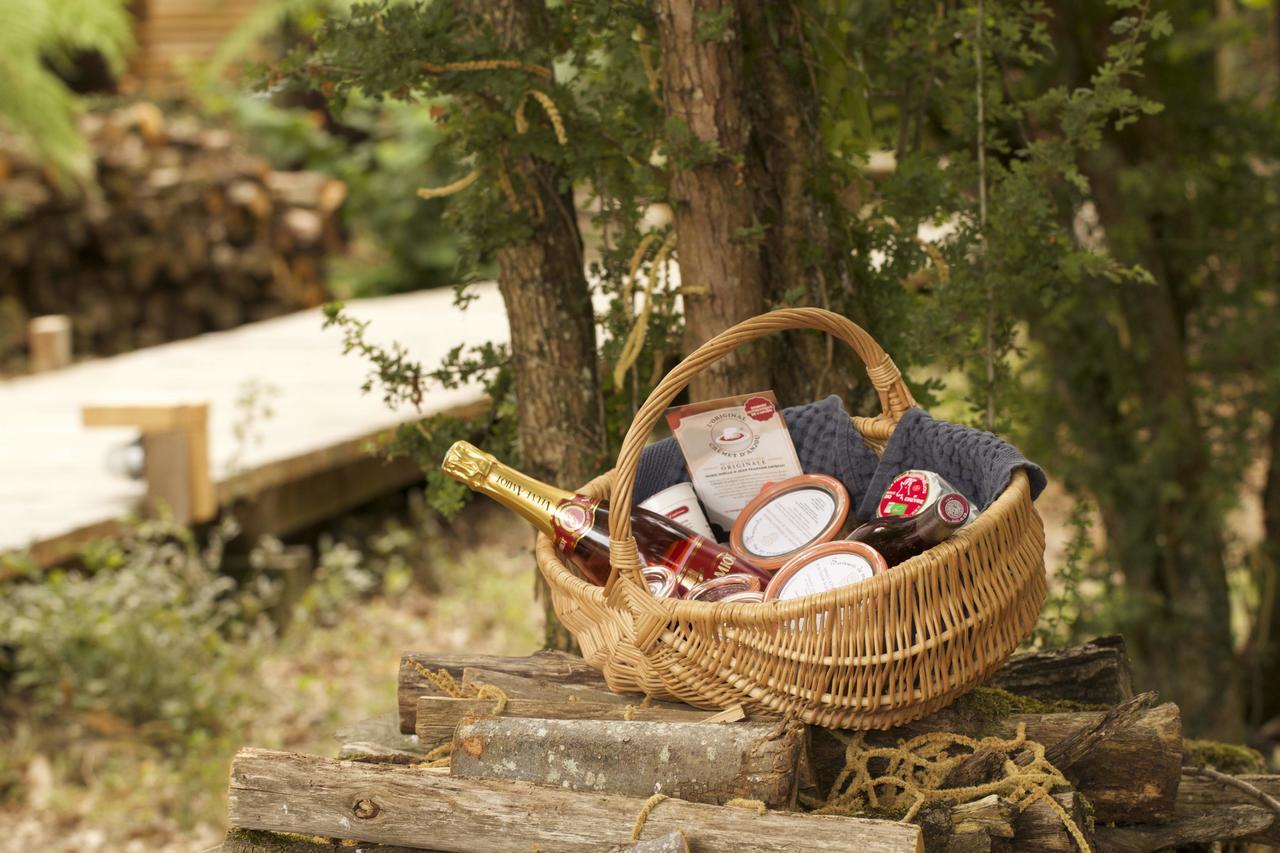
[536,308,1046,729]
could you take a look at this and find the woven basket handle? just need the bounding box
[605,307,915,590]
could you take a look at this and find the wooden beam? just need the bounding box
[450,717,805,809]
[27,315,72,373]
[82,403,214,524]
[227,748,924,853]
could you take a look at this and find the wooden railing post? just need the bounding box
[82,403,215,525]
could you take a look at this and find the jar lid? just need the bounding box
[641,566,680,599]
[687,573,762,602]
[718,590,765,604]
[730,474,851,571]
[763,540,888,603]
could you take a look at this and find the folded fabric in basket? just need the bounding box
[633,395,1047,524]
[856,407,1048,522]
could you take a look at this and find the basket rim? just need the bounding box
[537,465,1034,623]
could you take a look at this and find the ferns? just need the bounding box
[0,0,134,182]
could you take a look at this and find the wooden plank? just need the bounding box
[450,717,805,809]
[1,286,506,562]
[227,748,924,853]
[397,650,608,733]
[221,828,423,853]
[415,696,715,744]
[610,831,689,853]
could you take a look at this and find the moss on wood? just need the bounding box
[1182,738,1266,774]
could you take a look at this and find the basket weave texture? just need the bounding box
[535,308,1046,729]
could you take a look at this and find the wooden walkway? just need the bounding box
[0,285,505,563]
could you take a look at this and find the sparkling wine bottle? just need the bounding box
[442,441,771,591]
[846,492,970,567]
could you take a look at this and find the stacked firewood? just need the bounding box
[0,101,345,358]
[217,637,1280,853]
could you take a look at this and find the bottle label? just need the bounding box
[671,537,749,592]
[552,495,599,552]
[878,470,938,517]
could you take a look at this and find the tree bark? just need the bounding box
[986,635,1134,706]
[450,717,805,809]
[227,748,925,853]
[1257,413,1280,722]
[455,0,607,653]
[415,696,718,744]
[397,649,607,733]
[655,0,768,400]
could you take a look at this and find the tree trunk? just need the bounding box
[1257,413,1280,723]
[655,0,768,400]
[736,2,869,409]
[457,0,607,652]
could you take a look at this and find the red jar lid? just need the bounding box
[730,474,850,571]
[687,573,762,602]
[763,540,888,603]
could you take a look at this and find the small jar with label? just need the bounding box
[730,474,851,572]
[763,541,889,603]
[686,573,762,602]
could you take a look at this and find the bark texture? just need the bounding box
[397,649,606,733]
[450,717,805,809]
[457,0,607,652]
[415,696,715,744]
[655,0,768,399]
[227,748,925,853]
[987,635,1133,706]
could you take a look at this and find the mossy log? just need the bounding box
[449,716,805,809]
[226,748,924,852]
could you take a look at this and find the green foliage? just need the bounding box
[0,0,134,181]
[322,299,517,516]
[0,519,271,741]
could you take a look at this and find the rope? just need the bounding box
[725,798,766,816]
[515,90,568,144]
[407,664,510,769]
[421,59,552,79]
[810,723,1091,852]
[624,705,637,721]
[631,793,669,841]
[416,170,479,200]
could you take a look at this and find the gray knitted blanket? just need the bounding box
[634,396,1046,524]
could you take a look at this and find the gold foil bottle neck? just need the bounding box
[441,440,494,489]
